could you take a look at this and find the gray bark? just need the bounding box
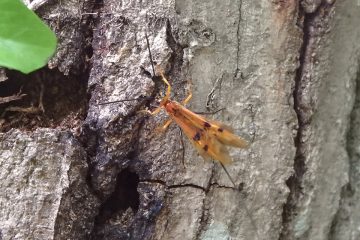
[0,0,360,240]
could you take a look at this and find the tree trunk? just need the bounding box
[1,0,360,239]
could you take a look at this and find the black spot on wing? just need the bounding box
[193,132,201,141]
[218,128,224,132]
[203,145,209,152]
[172,108,179,116]
[204,122,211,128]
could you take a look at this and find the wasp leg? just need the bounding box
[138,107,163,116]
[154,118,172,132]
[182,92,192,105]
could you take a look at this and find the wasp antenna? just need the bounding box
[219,162,237,189]
[145,31,156,76]
[195,108,226,115]
[97,96,152,106]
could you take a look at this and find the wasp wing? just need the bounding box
[166,104,233,164]
[170,102,249,149]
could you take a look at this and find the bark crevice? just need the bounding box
[279,1,335,238]
[0,67,88,132]
[92,168,140,231]
[233,0,243,81]
[279,2,318,238]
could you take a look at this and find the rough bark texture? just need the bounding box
[281,1,360,240]
[0,0,360,240]
[0,129,98,239]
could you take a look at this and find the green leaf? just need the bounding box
[0,0,57,74]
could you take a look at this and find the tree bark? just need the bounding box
[1,0,360,240]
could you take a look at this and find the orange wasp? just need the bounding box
[136,44,250,187]
[146,68,249,168]
[101,33,250,187]
[142,32,249,166]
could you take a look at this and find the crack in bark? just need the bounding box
[87,117,147,238]
[279,3,311,239]
[78,0,105,192]
[279,2,333,239]
[168,183,206,191]
[194,178,246,240]
[194,193,210,240]
[194,165,216,240]
[141,168,242,239]
[140,178,239,193]
[165,19,185,78]
[141,175,244,240]
[233,0,243,81]
[80,3,167,238]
